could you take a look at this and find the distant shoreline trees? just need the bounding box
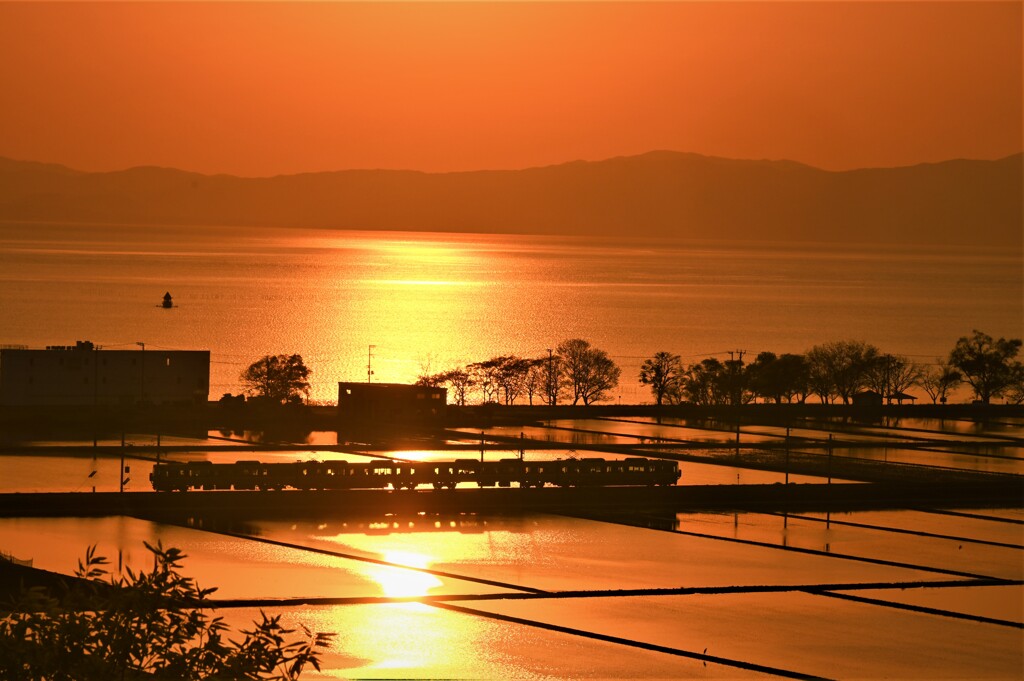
[414,330,1023,407]
[654,331,1022,407]
[418,339,622,407]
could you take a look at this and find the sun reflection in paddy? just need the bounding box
[374,279,471,287]
[369,550,443,600]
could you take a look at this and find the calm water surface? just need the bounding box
[218,604,761,680]
[2,223,1020,402]
[467,592,1022,679]
[2,508,1019,678]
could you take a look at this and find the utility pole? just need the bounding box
[93,343,99,447]
[136,341,145,404]
[827,433,833,531]
[827,433,833,485]
[784,427,790,485]
[783,426,790,530]
[367,345,376,383]
[546,348,555,407]
[726,348,745,449]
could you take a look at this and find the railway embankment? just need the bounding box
[0,478,1020,522]
[2,402,1022,445]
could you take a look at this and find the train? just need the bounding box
[149,457,680,492]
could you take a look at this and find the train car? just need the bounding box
[150,456,681,491]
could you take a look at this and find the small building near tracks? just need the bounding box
[337,382,447,426]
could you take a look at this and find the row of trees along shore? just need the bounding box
[412,331,1024,407]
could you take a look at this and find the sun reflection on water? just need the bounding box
[369,550,443,600]
[373,279,472,287]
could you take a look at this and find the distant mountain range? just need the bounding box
[0,151,1020,247]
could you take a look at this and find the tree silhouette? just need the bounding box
[1006,369,1024,405]
[417,368,474,406]
[493,356,538,405]
[240,354,311,405]
[556,339,621,405]
[747,352,809,403]
[523,361,546,405]
[948,330,1023,404]
[865,354,922,404]
[542,352,561,406]
[443,368,474,406]
[682,358,725,406]
[720,357,749,406]
[919,360,962,404]
[467,358,504,404]
[806,341,879,404]
[639,352,683,406]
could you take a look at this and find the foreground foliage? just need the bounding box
[0,543,332,680]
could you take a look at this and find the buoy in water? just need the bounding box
[162,292,173,309]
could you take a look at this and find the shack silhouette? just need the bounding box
[338,382,446,426]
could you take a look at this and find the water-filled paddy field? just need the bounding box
[0,416,1020,678]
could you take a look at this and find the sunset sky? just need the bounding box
[0,1,1020,177]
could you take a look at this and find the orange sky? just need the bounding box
[0,2,1020,176]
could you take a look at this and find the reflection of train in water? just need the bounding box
[150,457,680,492]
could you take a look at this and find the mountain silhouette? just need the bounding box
[0,151,1019,247]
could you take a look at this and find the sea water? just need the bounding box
[1,223,1020,402]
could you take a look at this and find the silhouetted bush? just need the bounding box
[0,542,331,680]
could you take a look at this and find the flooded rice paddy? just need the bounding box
[0,415,1021,678]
